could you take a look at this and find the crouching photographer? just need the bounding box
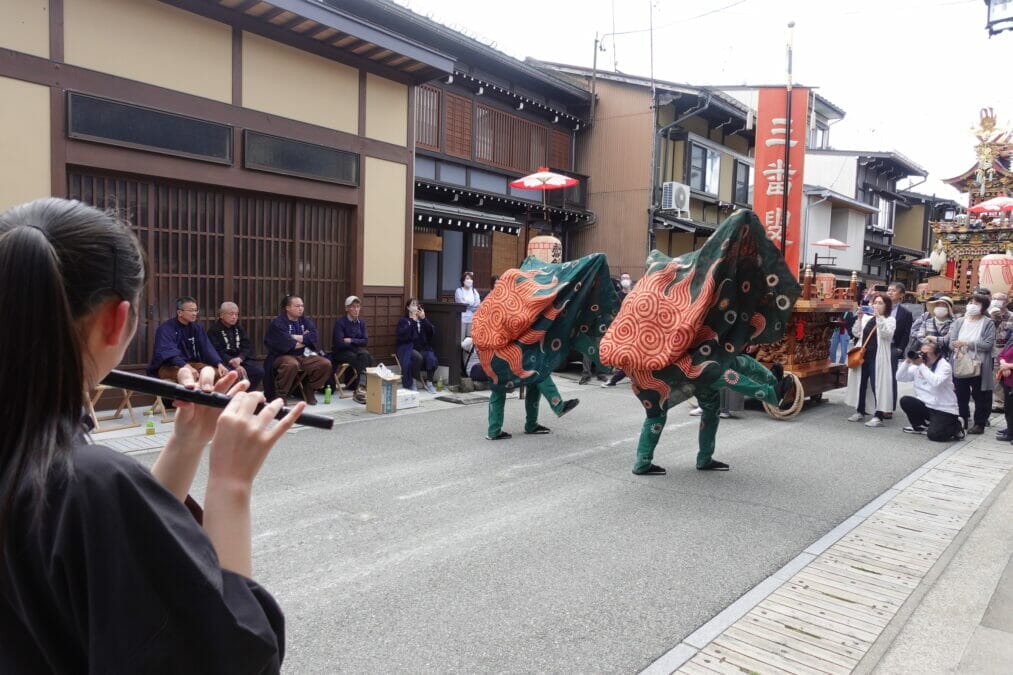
[896,342,963,441]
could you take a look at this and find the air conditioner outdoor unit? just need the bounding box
[661,181,691,213]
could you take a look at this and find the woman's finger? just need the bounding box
[212,369,240,394]
[266,401,305,444]
[199,366,215,392]
[236,390,265,417]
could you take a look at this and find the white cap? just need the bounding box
[461,337,474,351]
[344,295,360,307]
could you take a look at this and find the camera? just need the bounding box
[907,350,922,360]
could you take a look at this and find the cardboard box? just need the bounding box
[365,367,399,414]
[396,388,420,410]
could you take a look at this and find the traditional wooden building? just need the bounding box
[0,0,453,365]
[326,1,593,301]
[533,63,757,277]
[805,149,929,288]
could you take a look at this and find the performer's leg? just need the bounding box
[524,383,542,432]
[487,387,509,439]
[536,376,566,416]
[632,406,668,475]
[696,389,727,470]
[721,360,778,404]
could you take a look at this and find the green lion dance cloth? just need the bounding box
[472,253,619,439]
[599,210,801,474]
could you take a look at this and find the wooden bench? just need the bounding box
[86,385,141,433]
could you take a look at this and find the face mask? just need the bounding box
[990,300,1003,310]
[408,305,419,313]
[620,279,632,289]
[966,304,981,317]
[464,279,473,289]
[933,306,948,319]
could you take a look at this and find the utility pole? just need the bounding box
[780,20,795,255]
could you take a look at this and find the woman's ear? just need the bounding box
[100,299,133,347]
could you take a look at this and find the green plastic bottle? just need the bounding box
[145,420,156,436]
[324,385,332,404]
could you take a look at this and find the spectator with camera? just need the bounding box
[896,342,963,441]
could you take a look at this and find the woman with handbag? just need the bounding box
[931,291,995,434]
[845,293,897,427]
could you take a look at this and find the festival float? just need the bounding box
[925,108,1013,301]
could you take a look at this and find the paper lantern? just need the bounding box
[977,253,1013,296]
[528,235,562,264]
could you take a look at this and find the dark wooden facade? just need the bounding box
[0,0,453,368]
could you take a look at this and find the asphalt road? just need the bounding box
[140,376,948,673]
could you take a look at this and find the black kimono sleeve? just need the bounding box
[1,444,283,674]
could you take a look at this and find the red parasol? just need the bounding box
[812,237,849,248]
[510,168,581,250]
[509,167,579,190]
[968,196,1013,213]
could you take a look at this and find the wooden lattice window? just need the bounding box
[416,85,441,151]
[549,129,572,171]
[68,169,354,366]
[474,104,548,174]
[445,93,472,158]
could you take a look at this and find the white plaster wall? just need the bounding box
[805,154,858,197]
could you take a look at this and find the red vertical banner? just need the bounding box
[754,86,809,278]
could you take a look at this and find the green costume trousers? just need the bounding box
[632,356,779,473]
[487,376,565,437]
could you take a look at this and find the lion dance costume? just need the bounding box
[472,254,619,439]
[600,210,801,474]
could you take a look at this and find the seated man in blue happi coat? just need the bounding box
[147,296,226,383]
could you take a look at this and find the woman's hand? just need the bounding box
[207,393,304,490]
[203,393,305,576]
[171,367,247,449]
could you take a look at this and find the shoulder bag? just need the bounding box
[847,322,877,369]
[953,345,981,379]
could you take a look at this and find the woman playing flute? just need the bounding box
[0,198,303,672]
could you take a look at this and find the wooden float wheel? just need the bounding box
[763,371,804,420]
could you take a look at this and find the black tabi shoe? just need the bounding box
[997,428,1008,436]
[996,432,1012,442]
[578,375,591,385]
[525,424,551,435]
[770,361,785,383]
[486,431,512,440]
[697,459,730,471]
[559,399,580,417]
[968,425,985,435]
[633,464,667,476]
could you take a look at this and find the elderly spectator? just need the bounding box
[396,298,438,393]
[147,296,226,382]
[264,295,332,404]
[332,295,373,400]
[845,293,897,427]
[209,301,264,391]
[897,342,962,441]
[932,290,995,434]
[917,295,954,351]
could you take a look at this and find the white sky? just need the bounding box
[396,0,1012,204]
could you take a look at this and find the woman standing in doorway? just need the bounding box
[455,270,482,337]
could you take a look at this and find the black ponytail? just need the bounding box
[0,198,145,548]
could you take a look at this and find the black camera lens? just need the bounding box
[907,350,921,359]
